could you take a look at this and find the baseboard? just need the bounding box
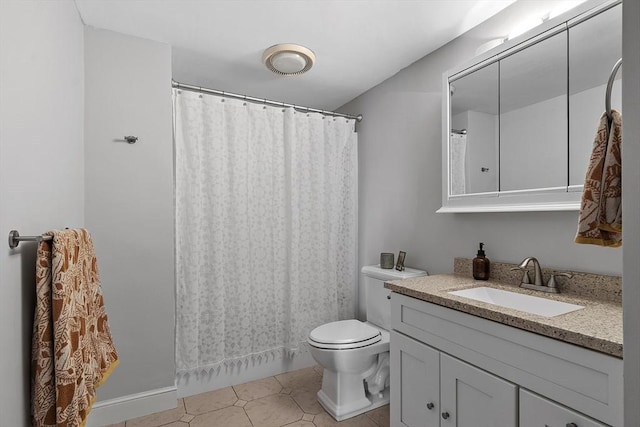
[85,386,177,427]
[86,352,317,425]
[177,351,317,398]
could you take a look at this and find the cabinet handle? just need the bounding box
[566,424,578,427]
[426,402,434,410]
[441,411,450,420]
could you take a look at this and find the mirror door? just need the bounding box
[499,31,568,193]
[449,63,499,196]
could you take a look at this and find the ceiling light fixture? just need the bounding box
[263,44,316,76]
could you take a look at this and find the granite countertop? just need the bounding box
[385,273,623,358]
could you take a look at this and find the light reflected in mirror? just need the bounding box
[499,31,567,192]
[449,62,499,195]
[569,3,622,187]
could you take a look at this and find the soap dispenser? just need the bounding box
[473,243,490,281]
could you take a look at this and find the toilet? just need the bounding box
[307,264,428,421]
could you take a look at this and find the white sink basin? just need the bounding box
[448,287,584,318]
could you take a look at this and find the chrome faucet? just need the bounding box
[511,257,570,294]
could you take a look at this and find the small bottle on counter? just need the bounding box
[473,242,490,281]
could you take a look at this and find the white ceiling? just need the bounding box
[75,0,516,111]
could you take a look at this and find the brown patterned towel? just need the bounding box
[32,229,119,427]
[575,110,622,247]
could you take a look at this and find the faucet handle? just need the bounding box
[547,272,572,290]
[510,267,531,284]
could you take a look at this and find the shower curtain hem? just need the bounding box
[176,342,310,379]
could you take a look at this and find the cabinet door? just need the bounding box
[390,331,440,427]
[440,353,516,426]
[520,389,607,427]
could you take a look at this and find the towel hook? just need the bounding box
[124,136,138,144]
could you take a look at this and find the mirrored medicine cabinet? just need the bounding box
[439,0,622,213]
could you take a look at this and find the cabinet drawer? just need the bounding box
[520,389,607,427]
[391,293,622,426]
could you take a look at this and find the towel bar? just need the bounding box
[8,230,52,249]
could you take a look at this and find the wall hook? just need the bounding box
[124,136,138,144]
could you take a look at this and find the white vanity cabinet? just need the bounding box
[391,331,517,427]
[389,293,623,427]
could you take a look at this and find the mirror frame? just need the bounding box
[438,0,621,213]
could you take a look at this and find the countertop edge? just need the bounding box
[385,276,623,359]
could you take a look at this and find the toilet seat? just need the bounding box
[308,320,382,350]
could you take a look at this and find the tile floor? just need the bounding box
[106,366,389,427]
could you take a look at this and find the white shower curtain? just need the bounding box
[174,89,358,377]
[450,133,467,195]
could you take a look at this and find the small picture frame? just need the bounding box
[396,251,406,271]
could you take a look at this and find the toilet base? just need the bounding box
[316,373,390,421]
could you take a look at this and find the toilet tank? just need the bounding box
[361,265,428,330]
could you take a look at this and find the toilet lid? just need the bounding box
[309,320,381,345]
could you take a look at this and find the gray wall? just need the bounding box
[84,28,175,400]
[623,0,640,424]
[0,1,85,425]
[341,1,622,319]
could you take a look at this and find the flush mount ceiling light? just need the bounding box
[262,43,316,76]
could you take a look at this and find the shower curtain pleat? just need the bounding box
[450,133,468,195]
[173,89,357,378]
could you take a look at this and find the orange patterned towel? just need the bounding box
[32,229,119,427]
[575,110,622,247]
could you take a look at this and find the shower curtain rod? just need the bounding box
[172,80,363,122]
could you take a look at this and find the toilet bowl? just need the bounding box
[308,319,390,421]
[308,265,427,421]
